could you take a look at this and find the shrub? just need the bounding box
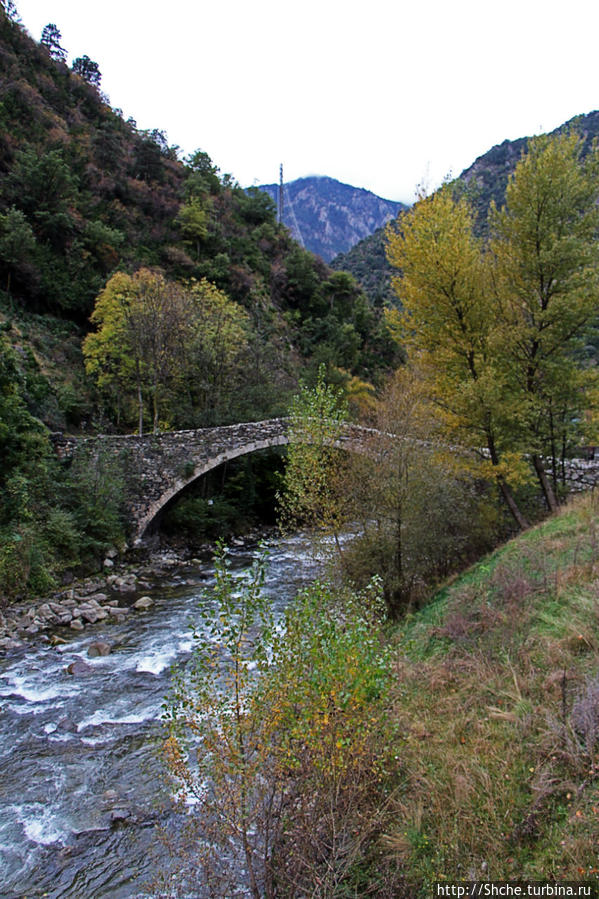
[161,549,399,897]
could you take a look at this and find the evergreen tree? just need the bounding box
[40,23,66,63]
[71,54,101,86]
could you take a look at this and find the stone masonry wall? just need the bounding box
[51,421,599,545]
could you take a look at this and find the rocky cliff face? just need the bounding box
[258,176,406,262]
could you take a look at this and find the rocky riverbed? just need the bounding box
[0,538,255,652]
[0,531,320,898]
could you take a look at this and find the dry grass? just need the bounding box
[381,492,599,892]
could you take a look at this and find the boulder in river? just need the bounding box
[106,606,128,618]
[110,807,131,825]
[70,618,85,631]
[87,641,112,658]
[66,659,94,676]
[133,596,153,611]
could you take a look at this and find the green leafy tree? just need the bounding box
[162,545,279,897]
[489,131,599,510]
[279,364,350,558]
[175,198,207,260]
[83,271,250,433]
[5,147,76,249]
[162,548,396,897]
[83,270,194,434]
[0,206,36,297]
[341,368,497,617]
[184,149,221,196]
[0,336,57,598]
[184,277,250,424]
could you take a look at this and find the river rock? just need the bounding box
[49,601,67,615]
[78,607,100,624]
[103,558,114,569]
[113,576,137,593]
[133,596,153,611]
[87,641,112,658]
[110,807,131,824]
[36,603,54,620]
[78,578,107,596]
[50,635,68,646]
[106,606,128,618]
[87,593,108,604]
[0,637,22,651]
[70,618,85,631]
[66,659,94,676]
[57,715,78,732]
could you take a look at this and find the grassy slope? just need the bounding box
[387,492,599,889]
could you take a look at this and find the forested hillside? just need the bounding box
[0,8,397,404]
[0,4,399,597]
[332,109,599,304]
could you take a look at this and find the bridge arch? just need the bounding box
[135,432,290,542]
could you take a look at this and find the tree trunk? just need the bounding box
[496,474,529,530]
[486,430,529,530]
[532,453,559,513]
[153,392,159,435]
[137,382,143,436]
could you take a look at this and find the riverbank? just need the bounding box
[0,532,267,652]
[0,531,322,898]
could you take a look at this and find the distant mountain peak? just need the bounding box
[256,175,406,262]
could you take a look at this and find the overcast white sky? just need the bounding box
[14,0,599,204]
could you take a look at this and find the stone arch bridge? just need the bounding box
[52,418,599,545]
[51,418,377,544]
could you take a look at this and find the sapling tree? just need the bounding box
[162,544,281,898]
[278,364,350,559]
[161,547,399,896]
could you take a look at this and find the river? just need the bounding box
[0,533,322,898]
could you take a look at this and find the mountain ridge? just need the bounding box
[332,109,599,304]
[257,175,406,262]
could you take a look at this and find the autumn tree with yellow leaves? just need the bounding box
[386,131,599,525]
[83,269,249,434]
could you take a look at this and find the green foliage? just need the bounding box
[71,55,101,86]
[64,445,126,563]
[40,24,66,63]
[83,269,251,432]
[0,332,126,599]
[162,547,398,897]
[162,450,285,540]
[488,131,599,510]
[279,364,349,544]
